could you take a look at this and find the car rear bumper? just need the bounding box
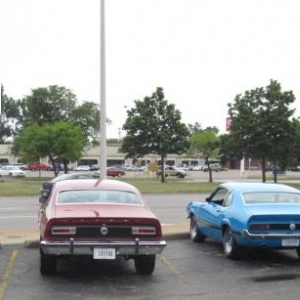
[242,230,300,238]
[40,238,167,256]
[238,230,300,248]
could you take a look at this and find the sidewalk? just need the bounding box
[0,223,189,248]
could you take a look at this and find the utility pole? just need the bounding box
[0,84,3,113]
[99,0,107,179]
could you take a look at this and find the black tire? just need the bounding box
[296,247,300,259]
[135,255,156,275]
[40,252,57,275]
[223,227,240,259]
[8,173,13,177]
[190,216,205,242]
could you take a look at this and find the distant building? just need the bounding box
[0,143,205,167]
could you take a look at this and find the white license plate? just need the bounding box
[93,248,116,259]
[282,239,300,247]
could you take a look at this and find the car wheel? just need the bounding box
[134,255,156,275]
[296,248,300,259]
[40,252,57,275]
[223,227,240,259]
[190,216,205,242]
[8,173,13,177]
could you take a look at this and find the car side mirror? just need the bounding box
[39,196,47,204]
[39,190,50,203]
[205,197,211,203]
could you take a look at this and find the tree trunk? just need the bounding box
[261,157,266,182]
[160,155,165,183]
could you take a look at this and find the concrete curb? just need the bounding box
[0,223,189,248]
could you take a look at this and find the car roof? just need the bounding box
[50,172,99,183]
[53,179,140,193]
[219,182,299,193]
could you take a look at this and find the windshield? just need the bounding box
[242,192,300,204]
[57,190,142,205]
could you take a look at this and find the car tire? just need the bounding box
[8,173,13,177]
[40,252,57,275]
[296,248,300,259]
[190,216,205,242]
[223,227,240,259]
[134,255,156,275]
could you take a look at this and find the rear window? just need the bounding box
[242,192,300,204]
[57,190,142,205]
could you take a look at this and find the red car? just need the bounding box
[94,167,126,177]
[38,179,166,275]
[27,161,52,171]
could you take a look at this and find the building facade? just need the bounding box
[0,143,204,167]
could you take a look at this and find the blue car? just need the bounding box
[186,182,300,259]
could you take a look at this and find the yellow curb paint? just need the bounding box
[0,250,18,299]
[158,254,188,283]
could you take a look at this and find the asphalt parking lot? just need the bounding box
[2,170,300,299]
[2,238,300,300]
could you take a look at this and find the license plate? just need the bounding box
[282,239,300,247]
[93,248,116,259]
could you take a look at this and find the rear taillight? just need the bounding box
[249,224,270,230]
[51,226,76,235]
[132,226,156,235]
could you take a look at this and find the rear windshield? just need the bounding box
[57,190,142,205]
[242,192,300,204]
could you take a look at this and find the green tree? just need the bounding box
[70,101,103,145]
[189,128,220,182]
[225,79,298,182]
[12,122,84,176]
[120,87,190,182]
[18,85,77,126]
[0,85,21,143]
[17,85,101,144]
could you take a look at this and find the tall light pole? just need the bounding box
[100,0,107,179]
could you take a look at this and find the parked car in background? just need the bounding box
[11,163,27,170]
[27,162,52,171]
[38,179,166,275]
[202,163,222,172]
[289,166,300,172]
[40,172,100,199]
[0,165,26,177]
[173,164,188,171]
[157,166,187,178]
[90,164,100,171]
[186,182,300,259]
[74,165,91,171]
[191,165,203,171]
[94,167,126,177]
[265,165,286,174]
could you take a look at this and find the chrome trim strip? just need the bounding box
[242,230,300,238]
[40,239,167,256]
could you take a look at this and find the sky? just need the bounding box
[1,0,300,138]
